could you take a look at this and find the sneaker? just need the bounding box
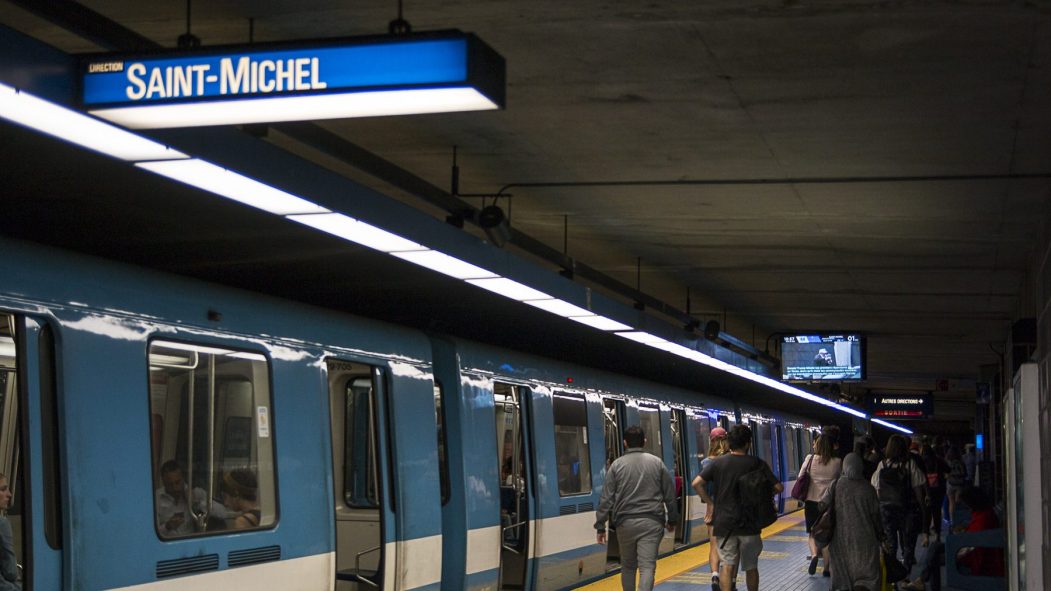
[808,555,819,575]
[711,574,719,591]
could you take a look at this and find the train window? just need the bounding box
[434,382,450,505]
[553,394,591,496]
[148,341,277,539]
[345,376,379,508]
[0,314,26,578]
[602,399,623,469]
[638,405,663,458]
[694,414,711,464]
[784,427,801,477]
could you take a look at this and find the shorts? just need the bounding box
[804,500,821,533]
[716,534,762,571]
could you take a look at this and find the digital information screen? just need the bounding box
[781,334,864,381]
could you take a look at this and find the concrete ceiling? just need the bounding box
[3,0,1050,427]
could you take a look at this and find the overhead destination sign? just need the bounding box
[870,393,933,420]
[80,31,505,128]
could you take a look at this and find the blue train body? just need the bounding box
[0,237,826,590]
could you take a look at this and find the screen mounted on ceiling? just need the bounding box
[781,334,865,381]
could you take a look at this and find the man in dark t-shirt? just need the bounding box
[695,425,782,591]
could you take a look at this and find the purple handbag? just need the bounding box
[791,454,813,501]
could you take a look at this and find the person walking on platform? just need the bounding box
[692,427,730,591]
[695,425,783,591]
[595,426,679,591]
[872,435,926,578]
[920,444,949,546]
[801,433,842,577]
[822,453,885,591]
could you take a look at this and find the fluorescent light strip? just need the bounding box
[465,277,551,301]
[872,418,914,435]
[391,250,497,280]
[287,213,425,252]
[90,87,500,129]
[0,82,187,162]
[615,331,670,346]
[568,315,632,331]
[524,298,594,318]
[137,159,329,215]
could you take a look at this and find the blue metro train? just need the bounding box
[0,237,831,590]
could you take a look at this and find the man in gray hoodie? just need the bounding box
[595,426,678,591]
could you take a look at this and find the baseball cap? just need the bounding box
[709,427,727,440]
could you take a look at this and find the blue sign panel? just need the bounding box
[83,37,473,106]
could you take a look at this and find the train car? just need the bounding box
[0,236,846,590]
[0,237,446,590]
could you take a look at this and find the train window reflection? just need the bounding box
[148,341,277,538]
[345,377,379,508]
[553,394,590,496]
[638,405,662,459]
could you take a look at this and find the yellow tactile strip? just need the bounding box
[577,511,806,590]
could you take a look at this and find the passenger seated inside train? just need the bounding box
[557,454,582,495]
[221,469,261,529]
[155,460,215,537]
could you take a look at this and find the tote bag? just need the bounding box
[790,454,813,501]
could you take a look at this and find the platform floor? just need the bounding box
[578,511,961,591]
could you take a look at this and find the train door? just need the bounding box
[638,405,672,554]
[0,313,63,590]
[494,382,534,590]
[772,424,785,513]
[783,426,802,511]
[328,360,392,590]
[685,410,712,544]
[602,398,624,567]
[669,409,689,546]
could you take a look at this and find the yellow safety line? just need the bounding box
[577,511,806,590]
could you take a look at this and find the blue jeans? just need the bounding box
[616,517,665,591]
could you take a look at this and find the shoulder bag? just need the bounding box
[812,478,837,548]
[790,454,813,501]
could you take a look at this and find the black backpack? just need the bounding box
[733,457,778,531]
[877,460,911,507]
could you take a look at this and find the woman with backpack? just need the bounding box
[800,433,842,577]
[871,435,927,577]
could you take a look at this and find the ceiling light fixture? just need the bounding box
[391,249,497,280]
[872,418,914,435]
[0,82,186,162]
[91,87,501,129]
[465,277,550,301]
[567,316,633,331]
[523,298,594,318]
[137,159,329,215]
[286,213,425,252]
